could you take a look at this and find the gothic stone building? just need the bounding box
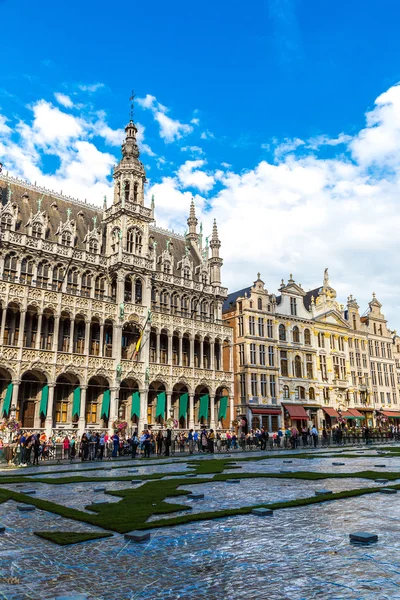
[223,271,399,432]
[0,119,233,437]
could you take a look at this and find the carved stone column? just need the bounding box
[45,383,56,438]
[139,388,148,433]
[0,306,7,345]
[99,322,104,357]
[18,309,27,348]
[35,312,43,350]
[78,385,87,435]
[190,337,194,368]
[229,395,235,430]
[210,341,215,371]
[156,331,160,364]
[68,319,75,354]
[166,391,172,418]
[167,334,173,366]
[84,319,91,355]
[209,394,216,430]
[189,393,195,429]
[178,334,183,367]
[200,339,204,369]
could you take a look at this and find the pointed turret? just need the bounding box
[186,198,198,242]
[209,218,223,286]
[113,115,146,206]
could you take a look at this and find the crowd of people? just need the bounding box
[1,423,398,466]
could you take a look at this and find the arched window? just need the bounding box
[89,238,98,254]
[304,328,311,345]
[201,300,208,319]
[202,272,208,285]
[318,332,325,348]
[160,290,169,310]
[294,355,302,378]
[32,222,42,238]
[183,267,190,281]
[126,227,142,254]
[133,181,138,203]
[181,296,189,316]
[37,261,50,287]
[3,253,18,280]
[111,228,120,253]
[95,276,106,300]
[20,256,34,284]
[293,326,300,343]
[135,278,143,304]
[279,324,286,341]
[66,268,79,294]
[309,387,315,400]
[258,297,262,310]
[191,298,198,316]
[61,231,72,246]
[163,261,171,274]
[53,264,65,290]
[1,213,12,231]
[124,180,130,201]
[171,293,179,314]
[295,386,305,400]
[283,385,290,399]
[81,272,92,297]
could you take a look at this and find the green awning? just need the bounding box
[131,390,140,418]
[72,387,81,418]
[179,393,188,419]
[156,391,166,418]
[2,383,12,417]
[198,394,209,420]
[218,396,228,420]
[39,384,49,418]
[100,389,111,420]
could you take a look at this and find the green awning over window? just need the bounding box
[72,387,81,418]
[39,384,49,418]
[218,396,228,420]
[156,391,166,418]
[179,393,188,419]
[100,389,111,420]
[131,391,140,418]
[2,383,12,417]
[198,394,209,420]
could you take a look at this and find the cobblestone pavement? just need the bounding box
[1,448,400,599]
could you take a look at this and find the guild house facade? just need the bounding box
[223,271,400,432]
[0,118,234,437]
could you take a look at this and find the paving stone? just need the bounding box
[332,462,345,466]
[283,460,293,463]
[93,487,107,492]
[190,493,205,499]
[124,530,151,542]
[91,501,110,505]
[350,532,378,544]
[315,489,333,496]
[129,469,139,473]
[380,488,397,494]
[375,479,388,483]
[0,525,5,533]
[55,595,88,600]
[280,470,294,473]
[252,507,273,516]
[22,490,36,494]
[226,479,240,484]
[17,505,36,511]
[131,480,143,484]
[186,474,197,478]
[374,464,386,467]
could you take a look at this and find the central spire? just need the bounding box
[121,120,140,161]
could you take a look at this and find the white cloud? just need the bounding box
[200,129,215,140]
[54,93,74,108]
[78,83,105,93]
[137,94,193,143]
[177,160,215,192]
[191,117,200,125]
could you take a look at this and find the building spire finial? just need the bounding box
[129,89,136,121]
[187,198,198,241]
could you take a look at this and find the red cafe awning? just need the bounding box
[348,408,365,419]
[251,408,282,415]
[379,410,400,418]
[282,404,309,420]
[322,407,339,418]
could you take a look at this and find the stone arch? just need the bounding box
[148,380,167,427]
[119,378,140,426]
[86,375,110,428]
[215,384,231,429]
[195,384,211,426]
[54,373,81,428]
[0,367,13,418]
[18,369,48,429]
[172,382,189,428]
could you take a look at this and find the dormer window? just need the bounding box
[164,262,171,274]
[89,238,98,254]
[1,214,12,231]
[184,267,190,281]
[258,297,262,310]
[62,231,72,246]
[202,272,208,285]
[32,223,42,238]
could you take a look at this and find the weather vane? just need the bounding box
[129,90,136,120]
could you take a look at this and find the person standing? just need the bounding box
[311,424,318,448]
[143,430,151,458]
[19,432,27,467]
[208,429,215,453]
[70,436,76,461]
[156,430,163,456]
[80,433,89,461]
[188,429,194,454]
[32,435,40,466]
[130,431,139,458]
[98,433,105,460]
[164,429,172,456]
[112,432,119,458]
[63,435,70,460]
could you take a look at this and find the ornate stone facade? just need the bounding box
[0,119,233,437]
[223,271,399,431]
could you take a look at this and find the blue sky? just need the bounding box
[2,0,400,323]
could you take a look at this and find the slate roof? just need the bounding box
[303,287,321,310]
[222,286,252,313]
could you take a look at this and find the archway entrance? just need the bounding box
[148,381,166,427]
[18,371,48,428]
[172,383,189,428]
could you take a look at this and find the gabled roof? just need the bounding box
[303,287,321,310]
[222,286,252,313]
